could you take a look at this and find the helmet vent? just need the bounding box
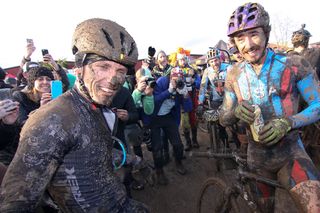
[120,32,125,46]
[128,42,135,56]
[237,15,243,26]
[72,45,78,55]
[101,28,114,49]
[247,15,255,21]
[249,7,257,13]
[239,6,244,13]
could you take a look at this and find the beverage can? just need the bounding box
[250,105,264,142]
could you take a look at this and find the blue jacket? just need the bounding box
[153,76,193,125]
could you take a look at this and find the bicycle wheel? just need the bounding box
[196,177,240,213]
[208,122,220,153]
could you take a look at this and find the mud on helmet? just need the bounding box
[227,2,271,37]
[72,18,138,69]
[206,48,221,62]
[291,24,312,48]
[71,18,138,106]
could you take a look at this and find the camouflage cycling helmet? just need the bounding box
[291,24,312,47]
[227,2,271,37]
[72,18,138,68]
[206,48,220,62]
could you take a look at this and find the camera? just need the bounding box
[145,77,156,88]
[176,79,185,90]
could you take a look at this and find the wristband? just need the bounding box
[23,57,31,62]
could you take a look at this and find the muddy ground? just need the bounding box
[130,127,320,213]
[131,129,219,213]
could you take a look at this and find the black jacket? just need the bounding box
[111,87,139,143]
[0,88,148,212]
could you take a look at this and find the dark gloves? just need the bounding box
[258,118,292,146]
[234,101,255,124]
[148,46,156,57]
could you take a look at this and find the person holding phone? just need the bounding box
[0,66,54,168]
[0,99,19,184]
[40,49,70,92]
[0,18,149,212]
[13,66,54,121]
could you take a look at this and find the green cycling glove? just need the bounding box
[258,118,292,146]
[234,101,255,124]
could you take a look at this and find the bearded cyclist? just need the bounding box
[197,48,231,145]
[198,48,230,110]
[0,18,149,212]
[219,2,320,212]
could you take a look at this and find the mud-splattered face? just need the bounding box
[82,60,127,106]
[208,58,221,70]
[234,27,267,64]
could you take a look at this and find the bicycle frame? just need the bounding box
[193,151,285,213]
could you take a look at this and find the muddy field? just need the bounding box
[131,130,219,213]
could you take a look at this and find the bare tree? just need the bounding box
[271,15,297,49]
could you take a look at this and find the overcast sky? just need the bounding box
[0,0,318,68]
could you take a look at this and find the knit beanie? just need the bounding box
[27,66,54,90]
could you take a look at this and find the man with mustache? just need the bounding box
[219,2,320,212]
[0,18,149,212]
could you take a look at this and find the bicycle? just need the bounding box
[191,151,298,213]
[198,92,212,133]
[197,102,229,153]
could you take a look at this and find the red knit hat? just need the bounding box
[170,67,184,78]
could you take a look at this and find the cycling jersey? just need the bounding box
[0,88,149,212]
[199,62,230,103]
[219,49,320,189]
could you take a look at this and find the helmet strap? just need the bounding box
[76,66,103,108]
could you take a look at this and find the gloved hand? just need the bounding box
[148,46,156,57]
[176,85,188,97]
[234,101,255,124]
[196,104,204,117]
[258,118,292,146]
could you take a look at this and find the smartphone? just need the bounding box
[26,38,33,44]
[42,49,49,56]
[51,80,63,99]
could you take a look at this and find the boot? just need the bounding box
[191,127,200,148]
[175,160,187,175]
[156,168,168,185]
[184,130,192,151]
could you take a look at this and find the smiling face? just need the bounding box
[34,76,52,94]
[208,57,221,71]
[234,27,267,65]
[81,60,127,106]
[157,52,168,67]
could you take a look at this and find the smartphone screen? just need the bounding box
[42,49,49,56]
[51,80,63,99]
